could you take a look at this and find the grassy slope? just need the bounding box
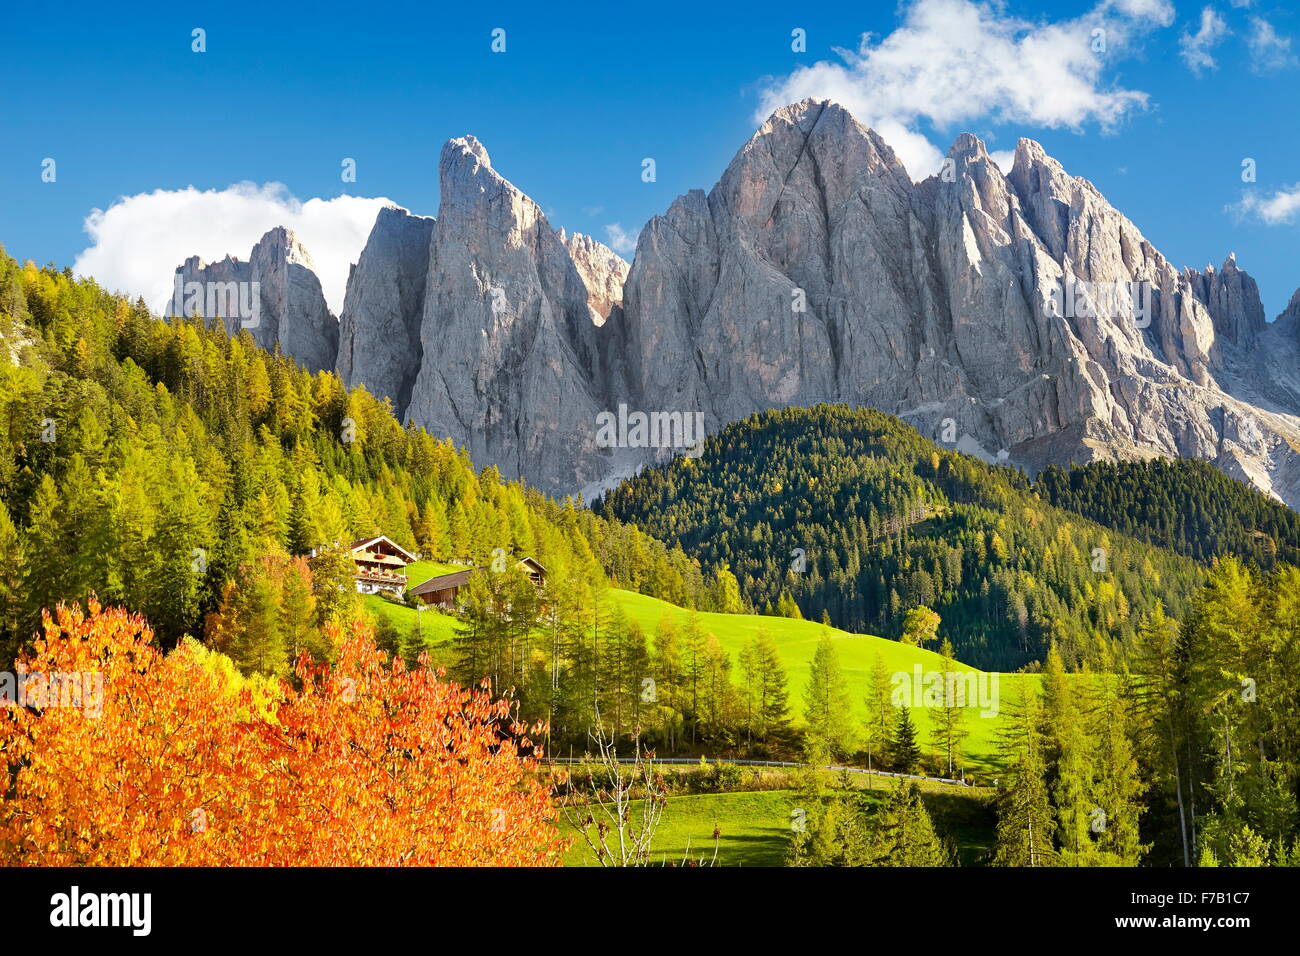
[361,574,1031,776]
[402,559,465,588]
[560,783,997,867]
[611,588,1034,776]
[360,559,465,644]
[562,790,795,867]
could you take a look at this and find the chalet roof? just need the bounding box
[409,570,473,595]
[407,556,546,597]
[348,535,417,564]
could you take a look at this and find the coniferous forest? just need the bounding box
[1034,457,1300,568]
[598,404,1212,672]
[0,250,715,669]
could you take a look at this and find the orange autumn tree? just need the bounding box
[0,600,565,866]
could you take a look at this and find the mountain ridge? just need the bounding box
[168,99,1300,508]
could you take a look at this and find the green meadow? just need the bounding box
[559,780,997,867]
[561,789,795,867]
[360,559,465,645]
[363,577,1030,776]
[610,589,1031,776]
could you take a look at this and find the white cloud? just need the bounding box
[989,149,1016,173]
[73,182,394,315]
[753,0,1174,179]
[1231,184,1300,225]
[1180,7,1229,74]
[603,223,639,256]
[1246,16,1297,72]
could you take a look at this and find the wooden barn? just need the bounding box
[349,535,417,596]
[409,556,547,610]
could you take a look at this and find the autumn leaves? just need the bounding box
[0,601,565,866]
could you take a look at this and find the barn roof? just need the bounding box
[409,570,473,595]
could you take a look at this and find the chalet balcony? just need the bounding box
[355,569,407,585]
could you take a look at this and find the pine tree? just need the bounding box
[739,628,789,748]
[1132,601,1194,866]
[866,781,952,866]
[890,706,921,774]
[218,557,290,679]
[681,611,706,745]
[413,497,449,560]
[287,463,324,555]
[651,613,682,749]
[698,634,736,744]
[279,556,321,663]
[1086,661,1148,865]
[623,619,650,731]
[308,544,362,629]
[713,563,744,613]
[148,458,211,642]
[0,502,27,666]
[754,629,790,743]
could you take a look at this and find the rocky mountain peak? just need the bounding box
[445,134,492,170]
[170,103,1300,507]
[617,102,1300,506]
[947,131,989,163]
[560,230,629,325]
[253,225,315,269]
[171,226,336,374]
[396,134,618,493]
[1284,285,1300,318]
[336,204,436,415]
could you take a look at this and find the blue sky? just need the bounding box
[1,0,1298,316]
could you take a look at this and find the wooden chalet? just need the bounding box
[349,535,417,596]
[409,556,547,610]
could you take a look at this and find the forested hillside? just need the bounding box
[0,249,715,669]
[3,248,1298,869]
[597,405,1207,671]
[1034,458,1300,568]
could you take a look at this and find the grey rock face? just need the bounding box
[172,226,337,373]
[402,136,614,494]
[617,99,1300,506]
[1186,254,1267,353]
[336,205,436,415]
[171,100,1300,507]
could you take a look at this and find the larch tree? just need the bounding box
[993,688,1059,867]
[863,652,893,775]
[804,632,855,759]
[930,638,969,778]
